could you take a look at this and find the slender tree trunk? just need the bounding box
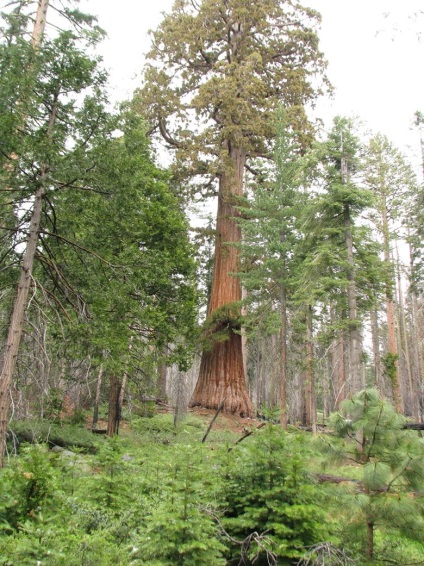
[409,242,424,422]
[396,251,418,419]
[107,375,120,437]
[382,206,402,412]
[370,308,382,389]
[0,183,46,465]
[158,361,168,403]
[92,364,103,430]
[337,331,346,407]
[31,0,49,47]
[411,291,424,422]
[280,284,287,429]
[305,306,316,432]
[190,145,252,416]
[256,337,264,410]
[367,521,374,561]
[0,0,50,466]
[344,204,361,394]
[118,336,133,420]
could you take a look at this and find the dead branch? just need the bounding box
[202,399,225,443]
[228,422,266,451]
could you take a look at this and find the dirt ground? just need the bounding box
[88,407,263,436]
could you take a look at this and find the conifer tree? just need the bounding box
[137,0,328,416]
[237,110,305,424]
[363,134,419,412]
[326,389,424,562]
[0,1,108,464]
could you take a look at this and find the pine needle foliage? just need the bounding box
[321,389,424,563]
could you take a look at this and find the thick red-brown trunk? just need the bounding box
[190,145,252,417]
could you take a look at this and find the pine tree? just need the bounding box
[363,134,419,412]
[326,389,424,562]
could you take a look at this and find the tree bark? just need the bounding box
[409,242,424,422]
[31,0,49,47]
[92,364,103,430]
[190,145,252,417]
[367,521,374,561]
[382,206,403,412]
[106,374,120,437]
[280,284,287,429]
[396,250,418,419]
[0,0,50,467]
[370,308,381,389]
[344,204,361,394]
[305,305,316,432]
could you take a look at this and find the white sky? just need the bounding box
[82,0,424,166]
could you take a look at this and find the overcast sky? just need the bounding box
[82,0,423,166]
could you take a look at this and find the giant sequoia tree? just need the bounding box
[138,0,328,416]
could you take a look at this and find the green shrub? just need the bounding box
[219,424,328,564]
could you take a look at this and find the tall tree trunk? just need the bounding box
[370,308,382,389]
[396,250,418,419]
[382,207,402,412]
[305,305,316,432]
[409,242,423,422]
[344,204,361,394]
[0,183,45,465]
[0,0,50,466]
[31,0,49,47]
[107,374,120,437]
[367,521,374,561]
[92,364,103,430]
[190,145,252,416]
[280,284,287,429]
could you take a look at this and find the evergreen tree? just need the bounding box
[0,1,108,464]
[325,389,424,562]
[44,111,198,434]
[363,134,419,412]
[137,0,329,417]
[236,110,306,423]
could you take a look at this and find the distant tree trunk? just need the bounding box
[305,306,316,432]
[370,308,382,389]
[117,336,133,425]
[344,204,361,394]
[409,242,423,422]
[190,145,252,417]
[0,0,50,468]
[367,521,374,561]
[382,207,402,412]
[335,332,346,408]
[256,337,264,410]
[396,251,418,419]
[158,362,168,403]
[280,284,287,429]
[107,375,120,437]
[92,364,103,430]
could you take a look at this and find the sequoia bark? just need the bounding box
[190,145,252,417]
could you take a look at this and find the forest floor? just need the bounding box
[185,407,261,434]
[88,407,262,437]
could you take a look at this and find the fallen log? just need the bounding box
[403,423,424,430]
